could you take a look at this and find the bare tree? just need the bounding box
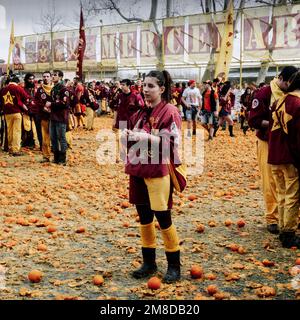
[84,0,172,70]
[35,0,64,68]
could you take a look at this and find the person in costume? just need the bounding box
[0,75,29,156]
[248,66,298,234]
[122,70,185,283]
[45,70,70,165]
[268,71,300,248]
[34,71,53,163]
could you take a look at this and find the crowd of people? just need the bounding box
[1,66,300,283]
[0,71,263,161]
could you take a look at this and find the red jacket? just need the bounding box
[115,91,144,129]
[0,83,29,114]
[125,101,182,179]
[34,85,52,120]
[268,93,300,168]
[248,86,272,141]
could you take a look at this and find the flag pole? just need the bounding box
[7,20,15,75]
[239,8,243,89]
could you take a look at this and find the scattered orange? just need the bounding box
[224,219,232,227]
[188,194,197,201]
[196,224,205,233]
[206,285,218,296]
[120,201,130,208]
[37,243,47,252]
[190,265,203,279]
[28,270,43,283]
[147,277,161,290]
[93,275,104,286]
[47,226,57,233]
[76,227,86,233]
[237,219,246,228]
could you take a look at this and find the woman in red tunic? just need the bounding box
[122,70,183,283]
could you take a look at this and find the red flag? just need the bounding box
[76,6,86,80]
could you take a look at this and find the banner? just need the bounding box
[66,30,79,69]
[7,21,15,74]
[271,4,300,61]
[24,35,37,70]
[76,6,86,79]
[101,25,118,67]
[187,12,225,66]
[12,36,24,70]
[140,21,159,66]
[53,31,66,69]
[84,27,98,68]
[164,16,185,65]
[243,6,271,62]
[17,3,300,73]
[37,33,51,69]
[214,0,234,79]
[118,23,138,67]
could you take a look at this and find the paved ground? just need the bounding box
[0,116,299,300]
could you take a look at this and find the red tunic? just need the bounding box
[125,101,182,179]
[268,93,300,168]
[248,86,272,141]
[115,91,144,129]
[50,83,70,124]
[34,85,52,120]
[0,83,29,114]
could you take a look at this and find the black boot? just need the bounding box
[280,231,300,248]
[163,251,181,283]
[267,224,279,234]
[59,151,67,166]
[229,125,235,137]
[132,248,157,279]
[213,125,219,137]
[52,151,60,164]
[243,125,249,135]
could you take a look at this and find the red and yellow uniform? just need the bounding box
[115,91,144,130]
[0,83,29,153]
[125,101,182,261]
[248,80,284,227]
[268,93,300,234]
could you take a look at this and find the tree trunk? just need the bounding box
[154,30,164,71]
[205,0,211,13]
[50,31,54,70]
[166,0,171,17]
[256,57,272,84]
[149,0,158,21]
[223,0,230,10]
[202,48,216,81]
[256,0,276,84]
[148,0,164,71]
[202,9,218,81]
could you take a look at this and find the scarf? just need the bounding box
[270,78,285,106]
[42,84,53,96]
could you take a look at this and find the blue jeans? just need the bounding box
[50,121,67,152]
